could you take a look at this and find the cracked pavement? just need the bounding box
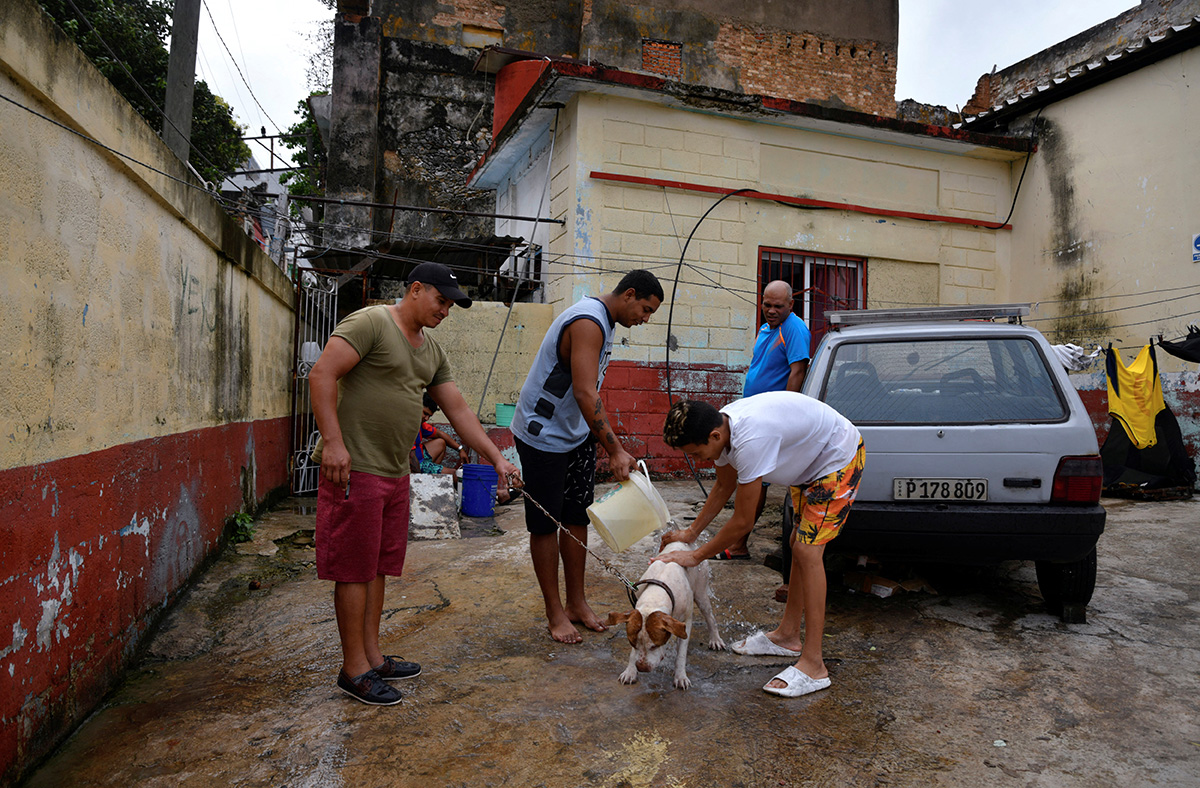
[22,486,1200,787]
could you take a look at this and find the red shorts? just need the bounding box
[315,471,410,583]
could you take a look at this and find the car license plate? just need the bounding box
[893,478,988,501]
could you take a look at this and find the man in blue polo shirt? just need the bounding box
[714,280,811,564]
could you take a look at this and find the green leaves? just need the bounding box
[39,0,248,183]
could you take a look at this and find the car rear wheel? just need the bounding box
[1035,548,1097,624]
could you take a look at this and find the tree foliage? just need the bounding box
[280,95,327,220]
[38,0,249,184]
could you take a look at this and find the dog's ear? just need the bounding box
[606,610,632,626]
[645,611,688,644]
[650,611,689,641]
[624,610,644,645]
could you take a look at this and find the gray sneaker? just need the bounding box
[337,668,402,705]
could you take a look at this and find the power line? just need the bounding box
[1,91,217,196]
[200,0,282,133]
[61,0,227,180]
[11,52,1191,335]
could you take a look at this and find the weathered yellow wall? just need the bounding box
[0,2,296,781]
[432,301,554,418]
[0,2,294,472]
[1008,47,1200,371]
[555,92,1017,369]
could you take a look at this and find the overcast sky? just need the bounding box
[193,0,1141,167]
[896,0,1137,109]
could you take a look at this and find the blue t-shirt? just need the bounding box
[743,312,811,398]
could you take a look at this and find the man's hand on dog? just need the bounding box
[659,526,700,551]
[652,549,700,568]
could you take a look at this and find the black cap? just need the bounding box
[407,262,471,308]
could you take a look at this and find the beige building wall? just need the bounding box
[433,302,554,417]
[548,92,1019,369]
[1007,46,1200,374]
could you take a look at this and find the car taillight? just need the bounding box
[1051,456,1103,504]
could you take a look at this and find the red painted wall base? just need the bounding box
[600,360,744,478]
[0,417,290,784]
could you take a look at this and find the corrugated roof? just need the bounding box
[962,15,1200,130]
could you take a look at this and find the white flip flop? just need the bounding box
[762,665,831,698]
[731,631,802,657]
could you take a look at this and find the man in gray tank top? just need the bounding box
[511,270,663,643]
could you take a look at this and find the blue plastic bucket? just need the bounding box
[461,463,499,517]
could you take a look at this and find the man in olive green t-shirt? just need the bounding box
[310,262,521,706]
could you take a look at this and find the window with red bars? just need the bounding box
[759,248,866,350]
[642,40,682,79]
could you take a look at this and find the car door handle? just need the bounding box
[1003,477,1042,488]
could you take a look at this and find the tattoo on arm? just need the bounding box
[589,396,620,452]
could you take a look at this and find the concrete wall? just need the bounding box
[0,1,295,780]
[432,301,555,418]
[1005,46,1200,456]
[519,91,1016,472]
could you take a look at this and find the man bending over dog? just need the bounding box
[510,269,663,644]
[655,393,864,697]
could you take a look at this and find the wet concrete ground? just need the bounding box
[22,485,1200,787]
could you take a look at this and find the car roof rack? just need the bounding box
[827,304,1030,327]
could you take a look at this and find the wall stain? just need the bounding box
[1038,119,1109,344]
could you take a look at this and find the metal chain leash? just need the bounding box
[519,488,679,607]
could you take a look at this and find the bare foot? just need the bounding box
[547,612,582,643]
[565,602,607,632]
[765,659,827,690]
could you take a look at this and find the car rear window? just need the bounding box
[821,336,1068,424]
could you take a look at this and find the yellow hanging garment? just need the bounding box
[1106,344,1166,449]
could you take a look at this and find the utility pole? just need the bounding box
[162,0,202,164]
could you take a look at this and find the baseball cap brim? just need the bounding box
[435,284,471,309]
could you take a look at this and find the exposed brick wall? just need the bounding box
[642,39,683,79]
[429,0,505,37]
[713,23,896,117]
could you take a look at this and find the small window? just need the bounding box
[821,337,1067,425]
[759,248,865,349]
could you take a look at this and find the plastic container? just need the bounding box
[461,463,499,517]
[495,403,516,427]
[586,461,670,552]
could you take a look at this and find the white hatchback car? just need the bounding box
[802,304,1106,622]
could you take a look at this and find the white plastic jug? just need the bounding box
[586,461,670,552]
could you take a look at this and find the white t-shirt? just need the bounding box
[717,391,861,487]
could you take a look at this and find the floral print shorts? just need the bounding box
[790,440,866,547]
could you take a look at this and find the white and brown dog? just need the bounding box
[606,541,726,689]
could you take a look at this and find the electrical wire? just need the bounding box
[980,107,1044,231]
[10,70,1193,351]
[663,188,754,495]
[200,0,282,133]
[60,0,228,180]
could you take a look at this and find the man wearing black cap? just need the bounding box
[310,262,522,705]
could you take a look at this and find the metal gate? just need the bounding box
[290,270,339,494]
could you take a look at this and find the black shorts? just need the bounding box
[514,436,596,535]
